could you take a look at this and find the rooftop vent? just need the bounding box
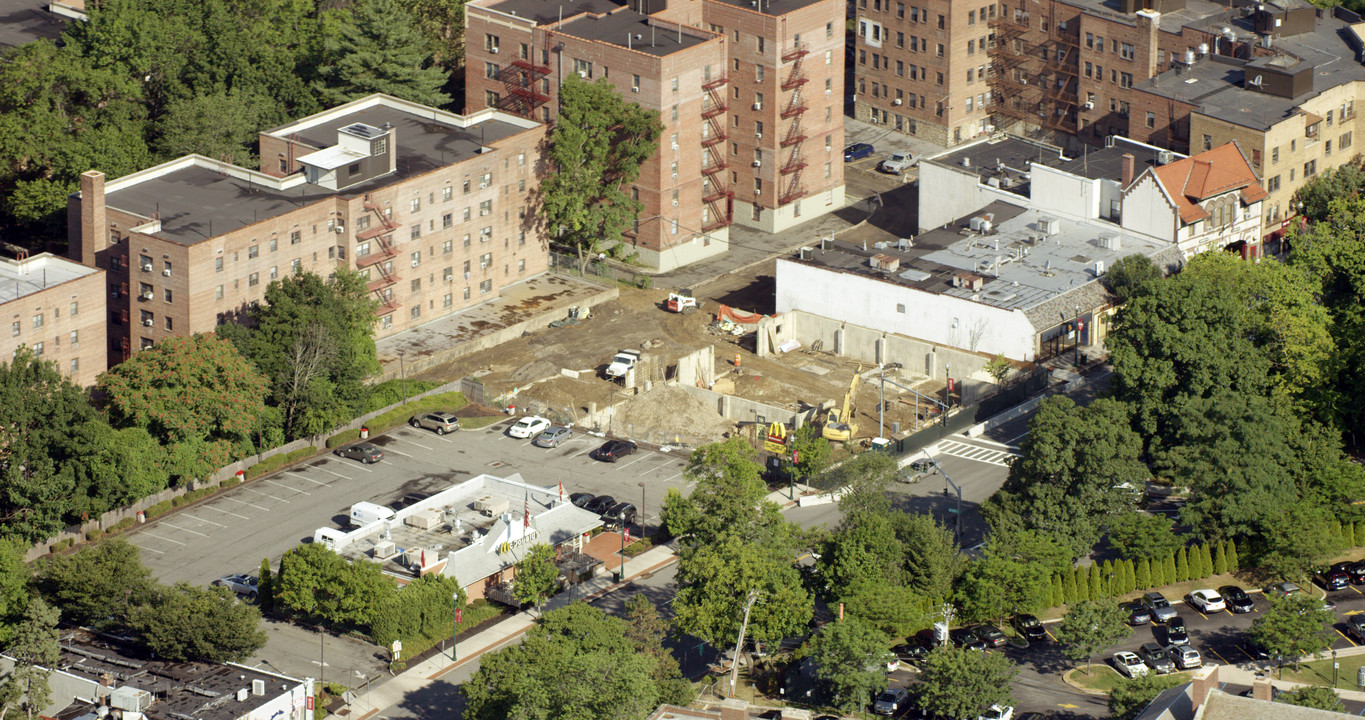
[953,273,985,291]
[869,254,900,272]
[1098,235,1121,251]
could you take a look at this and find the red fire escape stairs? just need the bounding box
[701,77,733,232]
[779,44,809,206]
[356,197,402,315]
[499,59,553,119]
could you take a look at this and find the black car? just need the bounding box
[595,439,638,462]
[604,501,637,526]
[1012,613,1046,642]
[585,495,617,515]
[1124,600,1152,626]
[1315,567,1351,591]
[569,492,596,509]
[1348,614,1365,643]
[950,627,987,650]
[972,624,1008,647]
[1164,616,1189,646]
[1332,561,1365,585]
[1219,585,1255,613]
[893,641,929,663]
[334,443,383,463]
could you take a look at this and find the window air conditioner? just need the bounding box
[753,102,763,110]
[1082,102,1094,110]
[141,264,152,272]
[142,319,153,327]
[480,182,489,189]
[490,47,499,54]
[577,70,588,78]
[140,291,153,300]
[893,98,903,105]
[162,269,172,276]
[753,160,762,167]
[756,132,763,139]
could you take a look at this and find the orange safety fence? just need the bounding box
[717,304,769,325]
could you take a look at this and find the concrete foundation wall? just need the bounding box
[731,185,848,234]
[677,383,814,427]
[630,228,731,272]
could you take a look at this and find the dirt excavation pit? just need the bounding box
[612,385,736,445]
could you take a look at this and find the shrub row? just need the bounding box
[327,392,468,448]
[1048,540,1241,608]
[246,447,316,480]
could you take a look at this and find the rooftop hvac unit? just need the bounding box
[1158,150,1175,164]
[1094,260,1107,275]
[237,689,249,702]
[1038,216,1059,235]
[111,688,152,713]
[1099,235,1121,251]
[373,540,396,558]
[252,680,265,696]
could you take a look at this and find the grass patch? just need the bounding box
[1065,666,1195,694]
[456,599,508,638]
[246,447,316,480]
[1280,653,1365,689]
[460,415,506,430]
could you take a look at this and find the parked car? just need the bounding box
[1331,561,1365,585]
[533,426,573,448]
[1188,589,1226,614]
[1219,585,1255,613]
[892,641,929,664]
[409,411,460,434]
[1169,645,1202,670]
[595,439,638,462]
[1348,615,1365,644]
[872,687,910,715]
[569,493,596,509]
[977,705,1014,720]
[334,443,383,463]
[585,495,617,515]
[212,574,259,599]
[844,143,875,161]
[508,415,552,439]
[1164,616,1189,646]
[972,624,1008,647]
[604,501,637,526]
[1243,634,1282,662]
[878,151,915,174]
[1138,642,1176,674]
[1264,581,1302,599]
[1012,613,1046,642]
[1124,600,1152,626]
[1112,651,1148,678]
[1142,591,1178,623]
[1315,567,1351,591]
[950,627,987,650]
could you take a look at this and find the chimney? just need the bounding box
[1251,674,1274,702]
[1121,153,1135,187]
[1190,665,1221,711]
[73,170,107,267]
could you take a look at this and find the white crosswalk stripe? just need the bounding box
[930,440,1020,467]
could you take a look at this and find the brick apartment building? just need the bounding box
[0,251,106,386]
[67,94,547,367]
[465,0,845,270]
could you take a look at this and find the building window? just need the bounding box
[484,34,499,52]
[485,90,499,107]
[9,322,17,337]
[216,257,223,272]
[163,288,173,303]
[410,225,421,240]
[480,279,493,294]
[380,315,392,330]
[290,230,301,244]
[31,313,43,329]
[216,285,224,299]
[164,316,173,331]
[573,58,593,77]
[1272,146,1280,163]
[1202,134,1212,151]
[270,265,279,280]
[1305,160,1317,177]
[411,279,422,292]
[1342,131,1353,149]
[248,245,259,259]
[1146,112,1155,128]
[70,358,79,374]
[33,342,43,356]
[249,272,260,287]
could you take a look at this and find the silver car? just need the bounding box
[1142,591,1178,623]
[533,426,573,448]
[1139,642,1176,673]
[409,411,461,434]
[1170,645,1202,670]
[212,574,259,599]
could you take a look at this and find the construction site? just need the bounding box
[408,266,1018,452]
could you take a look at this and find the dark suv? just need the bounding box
[1315,567,1351,591]
[1012,613,1046,642]
[595,439,638,462]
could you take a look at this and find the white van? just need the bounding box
[349,501,395,528]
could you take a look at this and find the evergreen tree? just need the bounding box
[1120,559,1136,594]
[1073,567,1090,602]
[258,558,273,614]
[1163,553,1177,586]
[1214,542,1228,576]
[1051,575,1065,608]
[1200,544,1215,578]
[1101,560,1115,596]
[1227,540,1240,572]
[314,0,453,108]
[1136,558,1151,589]
[1063,571,1078,605]
[1347,522,1358,547]
[1089,565,1103,600]
[1175,547,1190,583]
[1332,520,1344,547]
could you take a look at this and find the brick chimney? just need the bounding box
[72,170,106,267]
[1190,665,1221,711]
[1121,153,1136,187]
[1251,675,1275,702]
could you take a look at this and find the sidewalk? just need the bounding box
[338,543,680,720]
[1215,648,1365,702]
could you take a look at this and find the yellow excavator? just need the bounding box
[822,367,861,442]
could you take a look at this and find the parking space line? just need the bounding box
[616,454,653,470]
[1235,645,1255,661]
[662,470,686,483]
[224,497,272,511]
[1337,628,1357,646]
[203,505,250,520]
[288,471,329,486]
[1195,610,1210,620]
[244,487,290,503]
[266,479,309,495]
[404,439,435,451]
[159,522,209,537]
[313,466,351,478]
[139,531,186,546]
[1352,586,1363,595]
[384,448,413,458]
[573,446,597,458]
[1205,648,1231,666]
[130,542,166,555]
[180,513,225,527]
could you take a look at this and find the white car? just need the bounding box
[1113,651,1148,678]
[1170,645,1202,670]
[1188,589,1227,614]
[977,705,1014,720]
[878,151,916,174]
[508,416,552,438]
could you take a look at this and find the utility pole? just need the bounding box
[729,589,761,697]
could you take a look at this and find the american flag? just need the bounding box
[558,478,564,502]
[524,491,530,529]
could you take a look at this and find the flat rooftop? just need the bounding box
[928,135,1175,194]
[558,10,712,54]
[1056,0,1240,33]
[0,253,99,304]
[484,0,625,24]
[706,0,828,16]
[44,629,304,720]
[0,0,68,48]
[791,200,1170,313]
[103,102,533,246]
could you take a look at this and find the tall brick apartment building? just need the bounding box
[465,0,845,270]
[1,251,106,387]
[67,94,547,367]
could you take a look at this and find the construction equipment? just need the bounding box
[666,289,700,313]
[548,305,591,328]
[822,367,862,442]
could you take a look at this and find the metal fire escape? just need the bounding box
[701,75,733,232]
[987,10,1077,133]
[498,54,553,119]
[356,195,402,316]
[778,42,809,206]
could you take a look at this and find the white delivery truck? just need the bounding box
[350,501,396,527]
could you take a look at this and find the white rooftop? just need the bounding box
[296,145,368,170]
[0,253,99,304]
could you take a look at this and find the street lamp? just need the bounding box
[610,382,616,435]
[1073,305,1082,369]
[397,349,407,400]
[638,481,646,535]
[452,592,461,661]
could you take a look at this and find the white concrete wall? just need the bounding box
[916,163,1027,231]
[1120,173,1178,242]
[1029,164,1101,220]
[731,184,848,234]
[775,259,1039,361]
[628,227,730,272]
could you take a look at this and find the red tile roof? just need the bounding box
[1151,143,1267,224]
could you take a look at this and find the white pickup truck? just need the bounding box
[605,349,642,378]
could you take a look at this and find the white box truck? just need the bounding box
[350,501,395,527]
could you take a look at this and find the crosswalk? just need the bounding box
[926,439,1020,467]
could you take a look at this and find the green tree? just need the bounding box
[1200,543,1215,578]
[1349,522,1359,547]
[1162,553,1177,587]
[513,543,560,613]
[1109,673,1185,720]
[127,582,268,662]
[258,558,274,614]
[1073,567,1089,603]
[1214,542,1228,575]
[984,354,1011,386]
[462,604,668,720]
[1088,564,1103,600]
[1062,570,1078,605]
[1135,558,1151,590]
[624,595,691,706]
[275,543,394,629]
[1103,253,1164,302]
[1107,512,1183,561]
[1175,547,1190,583]
[400,0,469,73]
[539,73,661,272]
[370,574,468,651]
[0,540,31,645]
[220,269,379,440]
[154,88,274,165]
[1278,686,1345,712]
[1293,163,1365,221]
[955,533,1062,623]
[314,0,452,107]
[807,616,891,714]
[986,396,1147,557]
[839,579,932,640]
[663,437,786,545]
[1227,539,1240,572]
[787,423,833,479]
[916,644,1017,720]
[819,511,905,589]
[672,534,811,648]
[894,513,965,601]
[1257,504,1347,581]
[1054,599,1132,674]
[36,539,154,629]
[825,450,900,519]
[1249,594,1337,671]
[0,598,60,720]
[1050,575,1065,608]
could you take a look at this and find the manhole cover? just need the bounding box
[488,461,505,468]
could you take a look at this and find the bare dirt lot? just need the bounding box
[412,266,949,446]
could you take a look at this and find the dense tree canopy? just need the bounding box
[127,582,268,662]
[916,645,1017,720]
[314,0,452,107]
[806,616,891,714]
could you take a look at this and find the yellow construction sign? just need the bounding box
[763,422,788,454]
